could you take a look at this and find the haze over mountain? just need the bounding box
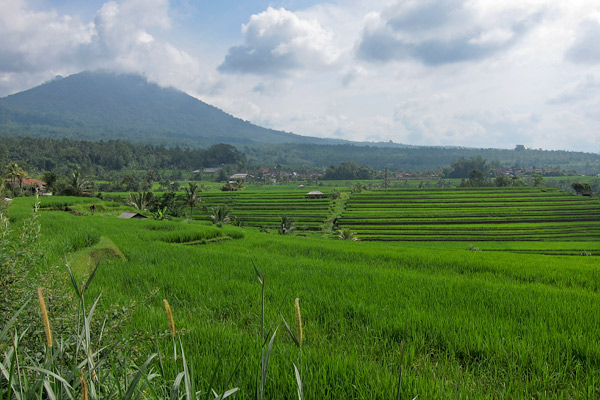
[0,71,343,147]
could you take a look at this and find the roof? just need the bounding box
[307,190,324,195]
[230,173,248,179]
[118,212,148,219]
[4,179,46,186]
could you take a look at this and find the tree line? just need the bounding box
[0,137,245,175]
[244,143,600,175]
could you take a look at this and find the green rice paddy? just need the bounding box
[7,186,600,399]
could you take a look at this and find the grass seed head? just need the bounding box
[37,287,52,347]
[163,299,176,336]
[80,370,88,400]
[294,298,303,346]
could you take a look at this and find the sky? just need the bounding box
[1,0,599,153]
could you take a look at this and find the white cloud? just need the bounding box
[566,19,600,64]
[0,0,216,97]
[0,0,94,74]
[356,0,545,65]
[218,7,340,75]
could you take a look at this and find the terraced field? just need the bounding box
[338,187,600,241]
[199,190,334,231]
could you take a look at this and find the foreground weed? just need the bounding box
[281,298,304,400]
[1,268,240,400]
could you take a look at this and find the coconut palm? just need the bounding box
[3,162,22,195]
[70,170,89,196]
[183,182,201,218]
[128,191,154,211]
[209,204,234,226]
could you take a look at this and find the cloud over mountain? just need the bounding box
[0,0,206,96]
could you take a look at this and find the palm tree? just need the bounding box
[209,204,234,226]
[128,191,154,211]
[70,170,89,196]
[16,169,28,191]
[183,182,201,219]
[3,162,22,195]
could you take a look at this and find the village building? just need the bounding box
[4,178,47,194]
[306,190,324,199]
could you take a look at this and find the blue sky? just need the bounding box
[1,0,600,153]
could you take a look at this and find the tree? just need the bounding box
[495,175,512,187]
[468,170,490,187]
[443,156,490,179]
[572,182,592,196]
[42,171,58,192]
[183,182,201,218]
[128,191,154,211]
[209,204,234,226]
[531,174,544,186]
[16,169,28,191]
[69,170,89,196]
[3,162,23,195]
[121,174,139,192]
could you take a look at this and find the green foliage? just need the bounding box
[468,169,491,187]
[152,206,170,220]
[495,175,512,187]
[128,191,154,211]
[247,143,600,175]
[323,162,374,180]
[209,204,234,226]
[221,179,245,191]
[0,199,42,324]
[2,161,29,196]
[572,182,593,196]
[183,182,201,218]
[531,173,544,186]
[56,170,91,196]
[0,137,246,175]
[337,227,358,241]
[278,215,295,235]
[443,156,490,179]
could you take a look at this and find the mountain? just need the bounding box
[0,71,340,146]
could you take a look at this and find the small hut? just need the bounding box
[306,190,324,199]
[118,212,148,219]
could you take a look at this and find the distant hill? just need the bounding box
[0,71,340,146]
